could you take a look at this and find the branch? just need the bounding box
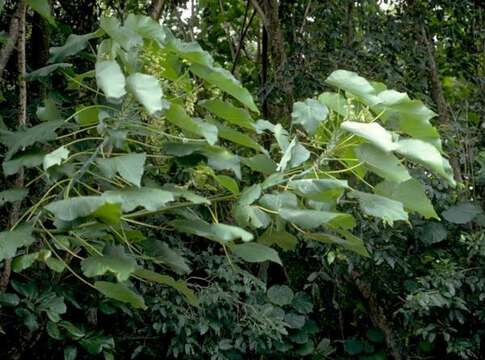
[232,2,256,73]
[0,1,25,79]
[248,0,269,29]
[150,0,166,20]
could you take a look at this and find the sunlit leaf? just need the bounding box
[349,191,408,225]
[292,99,329,135]
[341,121,395,152]
[95,60,126,102]
[126,73,164,115]
[355,143,411,183]
[81,245,136,281]
[43,146,69,170]
[200,99,254,129]
[190,64,259,113]
[49,31,100,63]
[96,153,146,187]
[102,187,174,212]
[375,179,438,219]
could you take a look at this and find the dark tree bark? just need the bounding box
[420,23,463,183]
[0,1,25,79]
[352,272,407,360]
[151,0,166,20]
[250,0,293,118]
[0,1,27,294]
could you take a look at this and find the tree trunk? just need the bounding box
[0,1,25,79]
[0,1,27,294]
[352,272,406,360]
[250,0,293,118]
[420,23,463,183]
[151,0,166,20]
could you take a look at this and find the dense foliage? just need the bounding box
[0,1,483,359]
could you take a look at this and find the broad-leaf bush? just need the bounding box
[0,14,455,311]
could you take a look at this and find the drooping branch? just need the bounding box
[0,1,26,79]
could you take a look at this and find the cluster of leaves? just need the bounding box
[0,5,463,359]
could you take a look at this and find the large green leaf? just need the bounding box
[325,70,380,106]
[0,120,63,160]
[394,139,455,186]
[234,204,271,229]
[36,98,62,122]
[26,0,55,26]
[318,92,349,116]
[306,232,369,257]
[441,202,483,224]
[0,224,35,261]
[43,146,69,170]
[26,63,72,81]
[102,187,173,212]
[279,208,354,229]
[2,149,45,176]
[134,269,198,306]
[12,252,41,272]
[126,73,164,115]
[124,14,166,44]
[348,191,408,225]
[214,175,239,194]
[288,179,348,202]
[141,239,191,275]
[200,99,254,129]
[166,39,214,66]
[260,192,298,211]
[277,138,310,172]
[242,154,276,175]
[165,103,218,145]
[100,16,142,51]
[96,153,146,187]
[258,228,297,251]
[95,60,126,102]
[375,90,439,143]
[172,219,253,243]
[45,196,122,222]
[213,121,262,152]
[355,143,410,183]
[162,184,210,205]
[81,245,136,282]
[341,121,395,152]
[375,179,438,219]
[49,31,100,63]
[190,64,258,113]
[232,242,282,265]
[291,99,329,135]
[94,281,146,309]
[0,188,28,206]
[267,285,294,306]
